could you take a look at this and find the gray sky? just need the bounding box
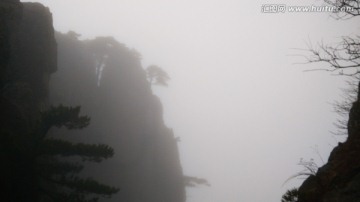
[22,0,360,201]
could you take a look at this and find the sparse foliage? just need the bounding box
[281,188,299,202]
[297,158,319,176]
[284,158,319,186]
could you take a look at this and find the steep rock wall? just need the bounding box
[50,32,186,202]
[0,1,57,201]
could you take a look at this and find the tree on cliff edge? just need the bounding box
[146,65,170,86]
[9,105,119,202]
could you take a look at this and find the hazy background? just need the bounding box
[21,0,360,201]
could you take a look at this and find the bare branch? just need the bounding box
[299,36,360,75]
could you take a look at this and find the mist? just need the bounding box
[19,0,360,201]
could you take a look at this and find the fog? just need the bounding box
[21,0,360,201]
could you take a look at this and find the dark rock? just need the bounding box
[0,1,56,202]
[298,96,360,201]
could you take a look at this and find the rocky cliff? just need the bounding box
[0,1,185,201]
[0,0,56,131]
[49,32,185,202]
[0,1,57,201]
[298,86,360,201]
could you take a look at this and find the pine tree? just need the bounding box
[14,105,119,202]
[145,65,170,86]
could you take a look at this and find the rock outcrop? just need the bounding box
[298,86,360,201]
[0,1,57,201]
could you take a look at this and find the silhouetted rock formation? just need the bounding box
[298,85,360,201]
[0,1,56,201]
[1,1,184,201]
[50,32,186,202]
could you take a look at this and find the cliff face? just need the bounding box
[1,1,184,201]
[298,88,360,201]
[50,32,186,202]
[0,1,56,130]
[0,1,57,201]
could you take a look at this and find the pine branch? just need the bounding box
[38,139,114,162]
